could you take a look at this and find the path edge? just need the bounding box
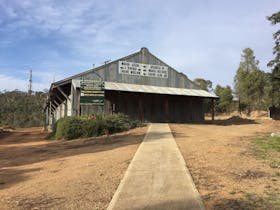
[107,124,152,210]
[168,123,205,210]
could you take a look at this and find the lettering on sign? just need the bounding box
[80,80,105,105]
[118,61,168,78]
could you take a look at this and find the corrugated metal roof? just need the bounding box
[105,82,218,98]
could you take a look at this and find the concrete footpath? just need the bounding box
[107,123,205,210]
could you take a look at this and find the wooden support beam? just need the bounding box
[49,102,56,114]
[53,100,60,107]
[44,108,48,131]
[50,106,55,114]
[77,88,80,116]
[51,103,56,110]
[71,84,75,116]
[48,104,51,116]
[55,94,65,104]
[211,98,215,121]
[64,101,68,117]
[48,105,53,115]
[57,86,70,101]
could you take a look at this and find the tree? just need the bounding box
[267,11,280,68]
[234,48,267,115]
[267,11,280,107]
[249,69,268,110]
[214,85,233,113]
[194,78,213,92]
[268,66,280,107]
[0,90,47,127]
[194,78,213,113]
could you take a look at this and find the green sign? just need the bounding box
[80,80,104,105]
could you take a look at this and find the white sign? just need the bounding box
[118,61,168,78]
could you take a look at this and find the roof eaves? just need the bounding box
[104,81,218,98]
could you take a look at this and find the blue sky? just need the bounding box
[0,0,279,91]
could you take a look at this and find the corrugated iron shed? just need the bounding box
[44,47,218,126]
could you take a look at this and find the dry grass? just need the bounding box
[170,118,280,210]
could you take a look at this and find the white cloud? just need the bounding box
[0,74,28,91]
[0,0,279,91]
[0,72,57,92]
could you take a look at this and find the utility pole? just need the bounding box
[28,69,32,95]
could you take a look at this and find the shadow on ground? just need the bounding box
[7,193,66,209]
[213,197,276,210]
[112,198,205,210]
[0,131,48,145]
[205,116,258,126]
[0,130,146,168]
[0,168,41,190]
[0,127,147,189]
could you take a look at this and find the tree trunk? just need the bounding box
[247,105,251,117]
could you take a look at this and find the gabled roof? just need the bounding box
[51,49,142,88]
[48,47,217,99]
[51,47,200,88]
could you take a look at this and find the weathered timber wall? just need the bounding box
[103,90,204,123]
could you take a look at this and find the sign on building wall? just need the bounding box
[80,80,105,105]
[118,61,168,78]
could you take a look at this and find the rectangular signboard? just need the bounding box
[80,80,105,105]
[118,61,168,78]
[80,96,104,105]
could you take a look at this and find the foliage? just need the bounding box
[105,113,139,134]
[55,117,84,140]
[214,85,233,113]
[267,11,280,68]
[52,113,142,140]
[83,117,106,137]
[267,11,280,107]
[234,48,268,115]
[194,78,213,113]
[194,78,213,91]
[270,66,280,106]
[0,90,47,128]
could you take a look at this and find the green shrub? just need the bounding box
[55,116,84,140]
[105,113,141,133]
[105,113,129,134]
[50,113,142,140]
[83,118,107,137]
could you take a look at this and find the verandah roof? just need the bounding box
[105,82,217,98]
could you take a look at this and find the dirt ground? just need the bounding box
[0,126,147,210]
[1,117,279,210]
[170,118,280,210]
